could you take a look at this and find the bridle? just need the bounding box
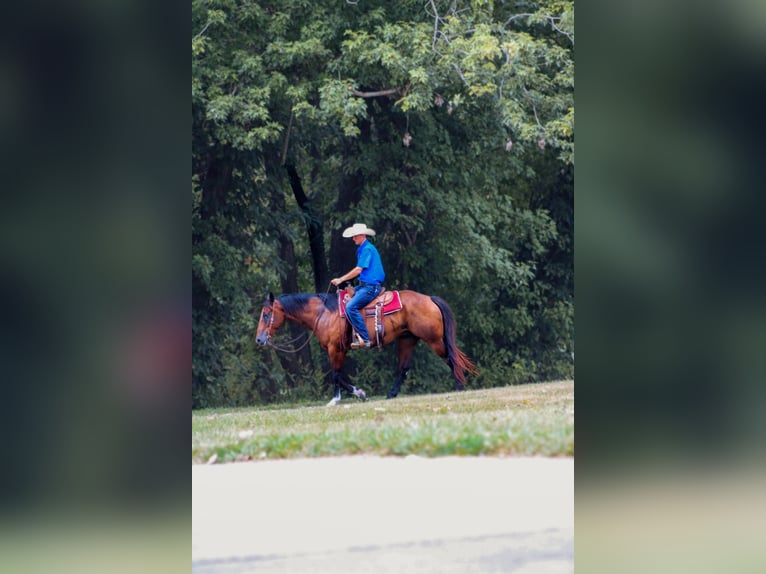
[259,305,276,344]
[259,302,314,353]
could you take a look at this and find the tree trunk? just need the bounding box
[200,154,232,220]
[329,131,367,278]
[271,189,313,386]
[329,176,362,279]
[285,164,329,292]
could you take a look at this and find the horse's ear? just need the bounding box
[266,291,275,305]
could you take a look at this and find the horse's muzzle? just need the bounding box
[255,332,269,346]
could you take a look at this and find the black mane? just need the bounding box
[277,293,338,315]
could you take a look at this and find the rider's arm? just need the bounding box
[331,266,362,285]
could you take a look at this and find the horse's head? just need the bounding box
[255,292,282,346]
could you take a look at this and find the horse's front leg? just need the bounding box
[327,370,343,407]
[326,349,366,407]
[326,370,367,406]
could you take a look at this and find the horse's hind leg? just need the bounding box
[422,336,464,392]
[388,334,418,399]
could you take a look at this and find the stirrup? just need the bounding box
[350,332,371,349]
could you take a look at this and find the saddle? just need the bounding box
[338,286,403,349]
[338,286,402,318]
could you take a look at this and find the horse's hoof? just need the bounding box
[386,393,396,399]
[326,397,341,407]
[354,388,367,401]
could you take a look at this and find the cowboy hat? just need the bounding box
[342,222,376,237]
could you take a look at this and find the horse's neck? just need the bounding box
[284,310,319,332]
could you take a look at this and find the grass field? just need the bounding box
[192,380,573,463]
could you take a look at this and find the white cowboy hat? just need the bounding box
[342,222,376,237]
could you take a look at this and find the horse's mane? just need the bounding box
[277,293,338,315]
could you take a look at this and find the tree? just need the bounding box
[192,0,574,406]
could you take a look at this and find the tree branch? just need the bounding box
[523,87,545,130]
[548,19,574,44]
[193,22,211,42]
[452,63,468,86]
[504,13,535,27]
[503,13,574,45]
[429,0,441,51]
[349,84,410,98]
[281,108,294,166]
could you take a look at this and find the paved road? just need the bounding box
[193,456,573,573]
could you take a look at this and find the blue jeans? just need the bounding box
[346,284,382,343]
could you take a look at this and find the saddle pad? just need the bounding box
[339,289,402,318]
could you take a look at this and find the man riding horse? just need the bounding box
[330,223,385,350]
[256,222,476,405]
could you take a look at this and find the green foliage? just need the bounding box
[192,0,574,406]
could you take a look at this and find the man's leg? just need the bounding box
[346,286,376,344]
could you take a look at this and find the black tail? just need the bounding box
[430,296,477,385]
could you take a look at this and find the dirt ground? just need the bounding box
[193,456,573,573]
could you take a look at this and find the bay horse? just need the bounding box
[255,289,477,405]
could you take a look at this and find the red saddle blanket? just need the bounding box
[338,289,403,318]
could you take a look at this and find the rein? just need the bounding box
[267,331,313,354]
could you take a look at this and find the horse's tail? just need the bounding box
[430,296,478,385]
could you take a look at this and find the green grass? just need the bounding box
[192,380,574,463]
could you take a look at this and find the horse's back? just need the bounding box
[397,289,434,304]
[394,290,444,338]
[394,289,431,310]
